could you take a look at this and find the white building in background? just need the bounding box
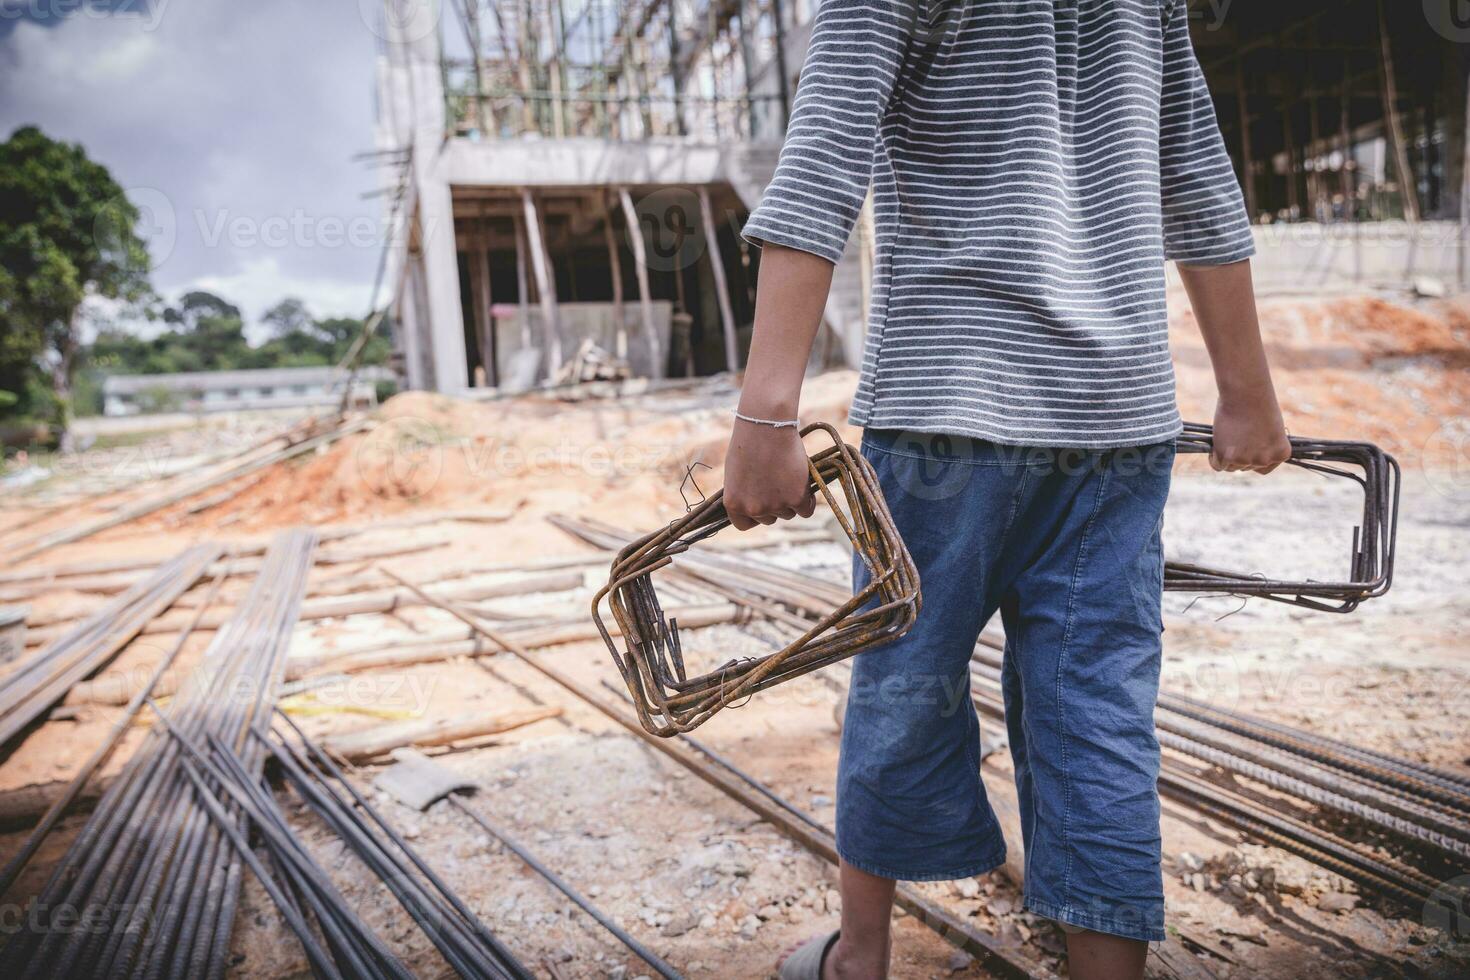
[101,366,392,417]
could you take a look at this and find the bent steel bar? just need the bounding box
[1173,422,1399,612]
[591,422,921,736]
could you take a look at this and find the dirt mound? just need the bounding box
[147,293,1466,534]
[1171,293,1468,464]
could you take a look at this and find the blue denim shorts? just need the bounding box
[838,427,1174,943]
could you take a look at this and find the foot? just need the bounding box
[775,932,840,979]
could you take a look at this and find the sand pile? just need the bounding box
[148,372,856,535]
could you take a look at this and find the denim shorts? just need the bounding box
[838,427,1174,943]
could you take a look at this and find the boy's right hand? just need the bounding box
[722,423,817,530]
[1211,397,1292,474]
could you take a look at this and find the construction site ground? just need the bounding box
[2,290,1469,978]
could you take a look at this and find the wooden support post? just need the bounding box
[698,186,739,372]
[1282,97,1299,219]
[520,189,563,376]
[511,209,533,351]
[1236,57,1258,218]
[618,186,663,378]
[1308,70,1323,220]
[737,0,759,137]
[667,0,686,136]
[602,195,628,362]
[1462,65,1470,290]
[1376,0,1419,223]
[1339,57,1356,218]
[474,210,495,385]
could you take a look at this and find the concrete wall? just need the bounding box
[491,301,674,387]
[1239,221,1468,293]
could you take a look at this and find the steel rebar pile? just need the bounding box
[0,542,221,748]
[558,512,1463,912]
[152,714,412,980]
[0,528,317,978]
[254,711,533,979]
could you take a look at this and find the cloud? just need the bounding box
[0,0,385,336]
[192,255,374,342]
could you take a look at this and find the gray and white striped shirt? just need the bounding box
[742,0,1254,448]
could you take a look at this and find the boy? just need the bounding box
[721,2,1290,979]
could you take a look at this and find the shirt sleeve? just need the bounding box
[741,1,911,265]
[1158,0,1256,265]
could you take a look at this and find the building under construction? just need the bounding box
[374,0,1470,394]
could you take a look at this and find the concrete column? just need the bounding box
[378,0,469,394]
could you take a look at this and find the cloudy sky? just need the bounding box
[0,0,391,337]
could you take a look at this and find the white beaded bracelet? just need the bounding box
[733,410,800,430]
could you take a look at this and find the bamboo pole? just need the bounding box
[699,185,740,372]
[1376,0,1419,224]
[603,195,628,362]
[617,186,662,378]
[520,189,564,376]
[321,706,561,763]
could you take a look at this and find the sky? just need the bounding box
[0,0,391,339]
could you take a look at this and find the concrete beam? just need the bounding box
[441,137,777,189]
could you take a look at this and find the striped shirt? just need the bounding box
[742,0,1255,448]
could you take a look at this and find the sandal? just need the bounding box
[778,930,840,980]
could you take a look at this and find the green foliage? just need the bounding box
[71,292,389,417]
[0,125,152,432]
[0,129,390,427]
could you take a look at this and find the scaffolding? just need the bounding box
[376,0,1470,396]
[439,0,793,143]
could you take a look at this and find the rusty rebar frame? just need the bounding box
[591,422,920,735]
[1172,423,1400,612]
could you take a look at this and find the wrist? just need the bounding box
[1215,374,1278,412]
[736,389,800,420]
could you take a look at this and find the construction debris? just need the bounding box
[0,320,1461,977]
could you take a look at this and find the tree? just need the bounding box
[0,126,151,437]
[262,297,313,338]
